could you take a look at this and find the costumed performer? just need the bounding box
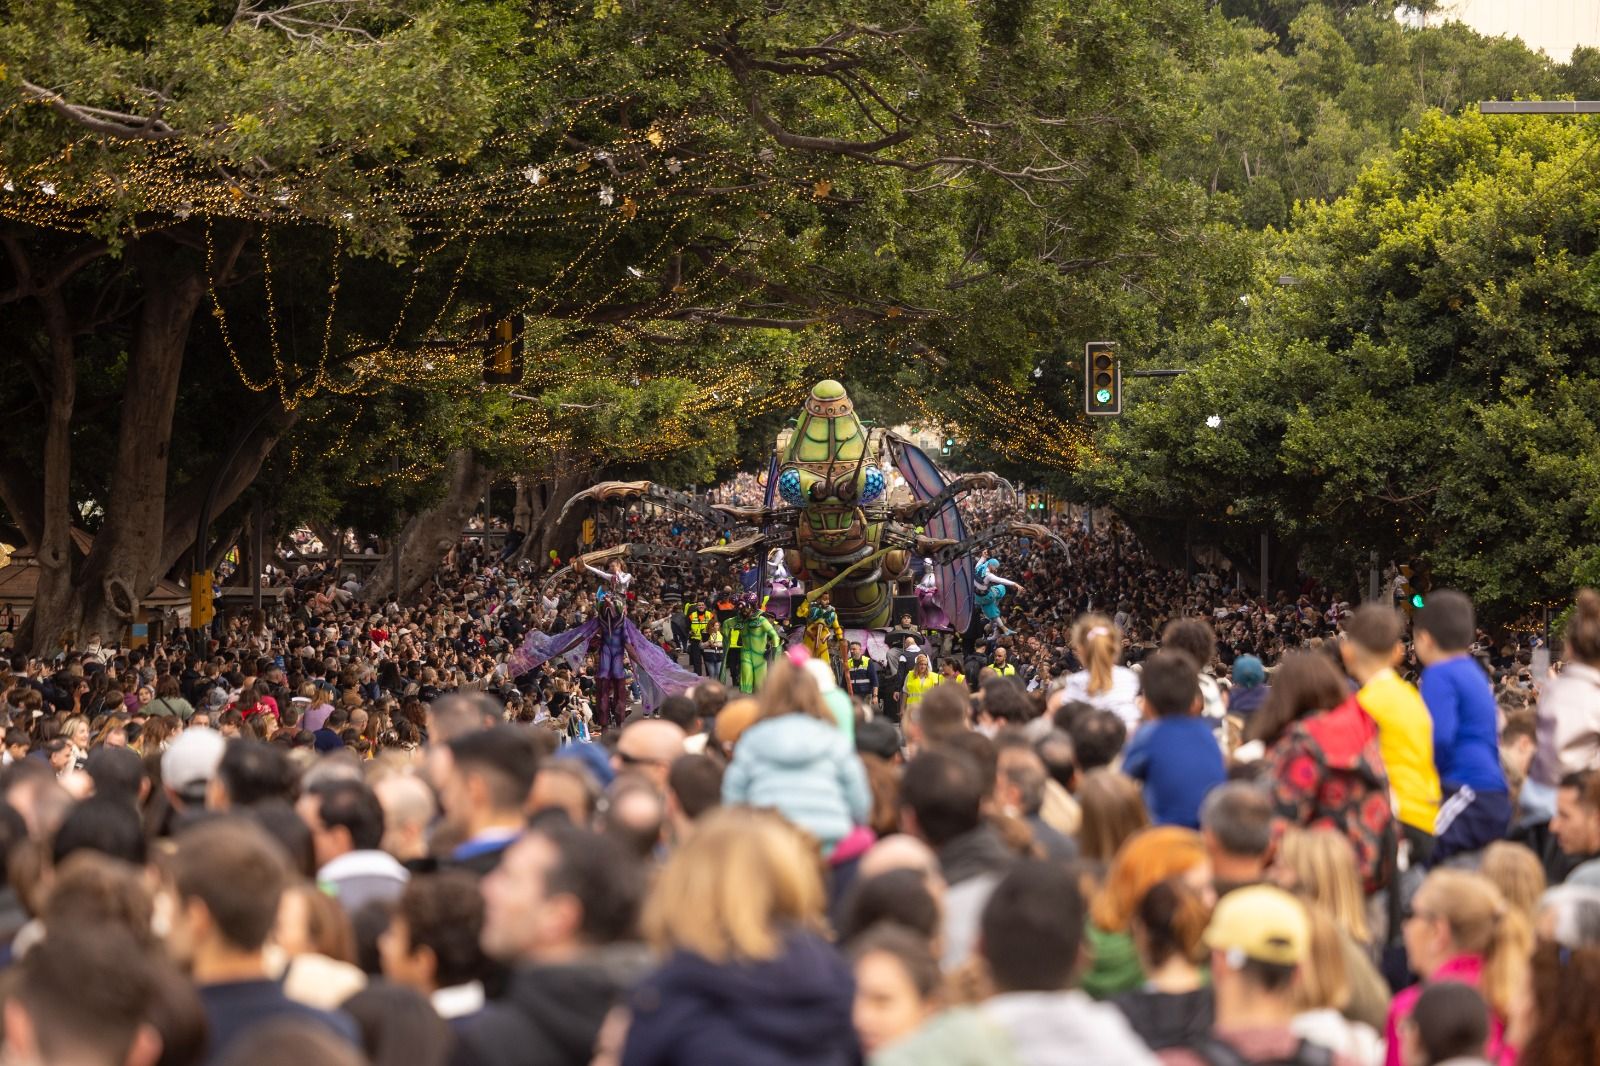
[726,592,783,694]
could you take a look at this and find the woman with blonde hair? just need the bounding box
[89,714,130,750]
[622,807,858,1064]
[1058,615,1141,731]
[1077,769,1150,868]
[1083,825,1211,999]
[59,714,90,770]
[721,653,869,857]
[1291,907,1384,1065]
[1479,840,1546,924]
[1386,868,1530,1066]
[1272,828,1371,947]
[1271,828,1390,1031]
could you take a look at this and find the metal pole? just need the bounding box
[1480,100,1600,114]
[251,497,263,619]
[1368,551,1380,603]
[1259,532,1269,605]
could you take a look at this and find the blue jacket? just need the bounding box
[620,931,860,1066]
[1122,716,1226,829]
[1420,655,1507,793]
[722,715,870,848]
[1227,683,1270,718]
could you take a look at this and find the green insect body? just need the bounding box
[777,380,895,629]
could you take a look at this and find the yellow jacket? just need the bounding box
[1358,669,1442,833]
[903,671,942,709]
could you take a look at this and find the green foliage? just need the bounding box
[1085,109,1600,618]
[1168,5,1565,229]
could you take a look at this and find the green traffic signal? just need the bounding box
[1411,593,1425,609]
[1095,388,1112,404]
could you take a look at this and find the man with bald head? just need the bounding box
[612,719,686,791]
[862,832,938,874]
[860,834,947,911]
[374,773,438,872]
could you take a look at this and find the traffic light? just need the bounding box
[1084,341,1121,416]
[482,314,525,385]
[941,435,955,456]
[1026,492,1040,511]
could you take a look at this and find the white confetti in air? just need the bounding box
[1206,415,1222,429]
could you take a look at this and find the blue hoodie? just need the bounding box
[722,714,871,849]
[621,931,859,1066]
[1420,654,1507,794]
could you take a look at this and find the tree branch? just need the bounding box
[19,80,179,141]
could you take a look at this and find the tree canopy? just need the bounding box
[1,0,1595,641]
[1083,109,1600,617]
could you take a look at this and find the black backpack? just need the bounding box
[1184,1036,1334,1066]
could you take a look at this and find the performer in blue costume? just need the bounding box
[973,550,1022,636]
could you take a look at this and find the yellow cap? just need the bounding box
[1203,885,1309,968]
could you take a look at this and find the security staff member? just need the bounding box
[990,644,1018,679]
[721,611,743,686]
[685,600,716,675]
[845,641,878,708]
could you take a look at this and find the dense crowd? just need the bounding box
[0,496,1596,1066]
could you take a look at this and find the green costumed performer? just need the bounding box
[729,591,782,694]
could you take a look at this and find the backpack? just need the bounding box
[1184,1036,1334,1066]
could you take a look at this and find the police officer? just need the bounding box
[685,599,716,675]
[844,641,878,709]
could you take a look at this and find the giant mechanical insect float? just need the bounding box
[546,379,1066,637]
[550,377,1062,627]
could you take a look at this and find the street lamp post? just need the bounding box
[1480,101,1600,114]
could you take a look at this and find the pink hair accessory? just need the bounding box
[1086,626,1110,639]
[786,645,811,667]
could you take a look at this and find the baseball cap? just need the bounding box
[160,728,226,799]
[1204,885,1309,968]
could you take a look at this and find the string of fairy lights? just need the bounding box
[0,14,1049,477]
[896,364,1095,472]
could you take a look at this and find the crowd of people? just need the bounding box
[0,489,1595,1066]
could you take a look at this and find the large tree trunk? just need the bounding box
[158,404,300,580]
[514,454,595,566]
[18,291,80,654]
[73,257,205,641]
[359,449,490,603]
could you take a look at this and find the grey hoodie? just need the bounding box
[985,991,1161,1066]
[873,991,1160,1066]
